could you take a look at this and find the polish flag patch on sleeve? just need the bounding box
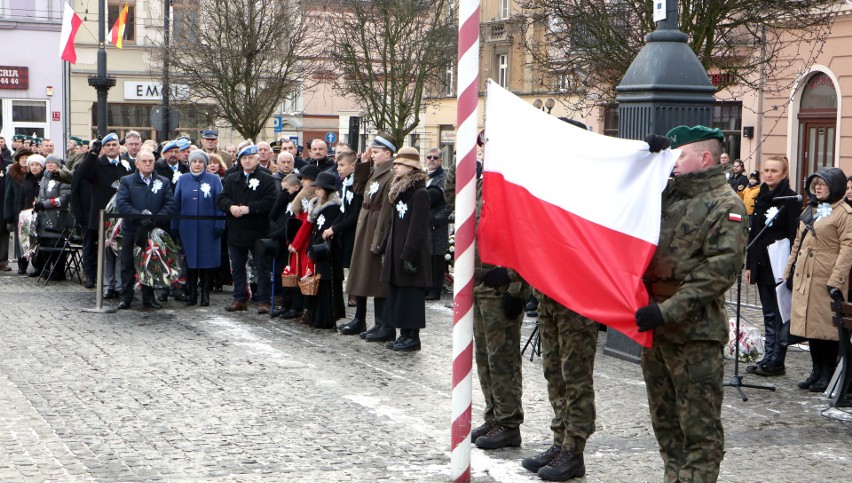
[728,213,742,222]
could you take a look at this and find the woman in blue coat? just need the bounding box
[173,150,225,306]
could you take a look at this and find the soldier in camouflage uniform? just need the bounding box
[445,157,529,450]
[521,291,597,480]
[636,126,748,483]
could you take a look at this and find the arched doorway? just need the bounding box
[796,72,838,191]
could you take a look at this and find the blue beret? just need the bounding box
[666,125,725,149]
[102,133,119,144]
[237,145,258,159]
[176,139,191,151]
[162,141,179,153]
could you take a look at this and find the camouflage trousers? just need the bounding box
[537,294,598,452]
[642,338,725,483]
[473,283,524,428]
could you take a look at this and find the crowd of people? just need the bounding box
[2,122,851,482]
[0,130,451,353]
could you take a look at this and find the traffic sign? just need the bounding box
[324,131,337,144]
[273,115,283,133]
[150,105,180,132]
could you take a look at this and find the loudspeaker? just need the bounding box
[348,116,361,152]
[743,126,754,138]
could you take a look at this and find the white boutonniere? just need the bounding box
[248,178,260,191]
[111,180,120,190]
[765,206,779,227]
[152,179,163,194]
[172,169,181,184]
[396,200,408,219]
[301,197,309,211]
[48,180,56,191]
[120,159,131,172]
[317,214,326,228]
[200,182,211,198]
[368,181,380,198]
[346,191,354,204]
[815,202,832,222]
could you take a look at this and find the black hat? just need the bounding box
[255,238,279,258]
[313,171,338,191]
[805,167,847,205]
[298,165,321,181]
[311,240,331,261]
[13,148,34,162]
[270,141,282,153]
[748,170,760,181]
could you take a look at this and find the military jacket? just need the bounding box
[643,164,748,344]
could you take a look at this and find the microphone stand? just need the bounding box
[725,204,787,401]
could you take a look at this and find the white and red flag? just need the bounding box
[479,82,677,347]
[59,2,82,63]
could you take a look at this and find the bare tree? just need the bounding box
[326,0,457,144]
[148,0,324,140]
[515,0,841,111]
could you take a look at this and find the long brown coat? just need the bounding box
[345,160,394,297]
[784,199,852,340]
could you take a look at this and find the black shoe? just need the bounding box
[475,426,522,450]
[745,364,762,374]
[200,292,210,307]
[386,336,404,349]
[103,289,117,300]
[157,293,169,302]
[392,337,421,352]
[470,422,494,444]
[809,370,833,393]
[339,318,366,335]
[117,300,132,310]
[365,326,396,342]
[186,295,198,306]
[360,324,381,340]
[425,293,440,301]
[84,280,95,289]
[526,310,538,318]
[522,445,562,473]
[753,362,785,377]
[537,450,585,481]
[281,309,302,320]
[143,300,163,310]
[798,369,822,389]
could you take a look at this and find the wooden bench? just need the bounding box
[829,299,852,407]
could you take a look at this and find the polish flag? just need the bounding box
[59,2,82,63]
[108,4,129,48]
[478,82,677,347]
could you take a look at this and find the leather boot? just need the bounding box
[300,310,313,325]
[360,324,381,340]
[474,425,522,449]
[185,269,198,306]
[537,450,586,481]
[200,271,211,307]
[809,365,834,393]
[365,325,396,342]
[798,366,822,390]
[470,422,494,444]
[339,317,366,335]
[522,445,562,473]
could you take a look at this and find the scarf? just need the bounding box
[387,170,427,203]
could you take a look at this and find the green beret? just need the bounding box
[666,125,725,149]
[80,139,90,145]
[12,134,24,141]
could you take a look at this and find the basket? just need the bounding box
[282,252,300,287]
[299,273,321,296]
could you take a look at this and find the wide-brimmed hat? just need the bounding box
[298,165,321,181]
[13,148,34,162]
[393,146,422,169]
[313,171,338,191]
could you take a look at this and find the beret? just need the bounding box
[666,125,725,149]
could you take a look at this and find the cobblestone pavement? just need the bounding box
[1,272,850,482]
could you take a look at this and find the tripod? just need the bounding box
[522,320,541,361]
[725,207,786,401]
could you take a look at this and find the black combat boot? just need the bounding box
[809,365,834,393]
[521,445,562,473]
[474,425,521,449]
[470,422,494,444]
[797,366,822,390]
[537,450,585,481]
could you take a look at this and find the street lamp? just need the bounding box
[544,98,555,114]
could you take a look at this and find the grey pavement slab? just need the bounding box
[0,271,850,481]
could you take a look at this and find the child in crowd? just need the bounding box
[740,170,760,216]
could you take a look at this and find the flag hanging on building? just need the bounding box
[108,4,129,48]
[478,82,677,347]
[59,2,82,63]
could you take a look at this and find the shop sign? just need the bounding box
[0,66,28,90]
[123,81,189,100]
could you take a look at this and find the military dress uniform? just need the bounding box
[640,131,747,482]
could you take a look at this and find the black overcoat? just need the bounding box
[217,169,277,247]
[381,172,432,288]
[77,152,135,230]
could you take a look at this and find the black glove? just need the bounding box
[502,294,525,319]
[32,202,45,213]
[481,267,511,288]
[403,260,418,274]
[644,134,672,153]
[141,219,156,231]
[214,227,224,238]
[828,286,844,302]
[785,277,793,290]
[636,304,665,332]
[89,139,103,156]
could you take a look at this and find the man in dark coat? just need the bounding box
[77,133,135,299]
[306,139,336,174]
[114,150,176,310]
[424,147,446,189]
[155,140,190,185]
[217,145,278,314]
[0,141,11,271]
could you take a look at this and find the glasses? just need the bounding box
[426,155,441,160]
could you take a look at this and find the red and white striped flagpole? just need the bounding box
[451,0,480,481]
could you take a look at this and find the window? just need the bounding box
[172,1,199,44]
[500,0,510,19]
[107,1,136,44]
[444,64,454,97]
[603,104,619,138]
[497,54,508,88]
[711,101,742,160]
[8,100,49,139]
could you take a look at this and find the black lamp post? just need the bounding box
[603,0,716,363]
[87,0,116,137]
